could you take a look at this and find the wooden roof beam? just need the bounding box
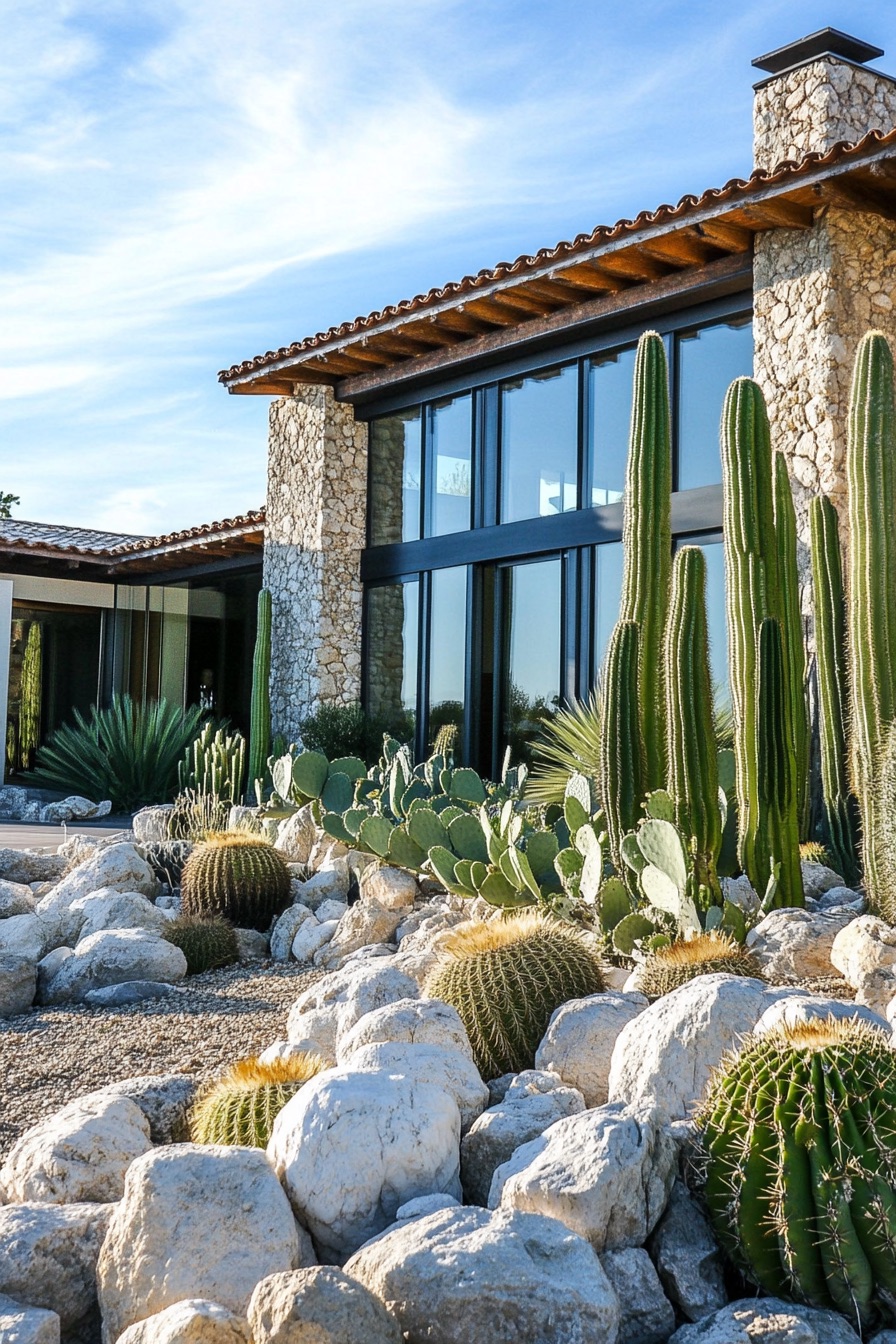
[636,230,716,267]
[550,262,628,292]
[517,275,600,304]
[590,249,672,281]
[812,177,896,222]
[694,218,754,252]
[736,199,815,229]
[464,295,542,325]
[428,309,500,336]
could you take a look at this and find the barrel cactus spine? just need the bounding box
[619,330,672,791]
[773,452,809,837]
[663,546,721,900]
[632,931,762,999]
[846,331,896,912]
[190,1053,327,1147]
[600,620,647,870]
[162,912,239,974]
[809,495,859,886]
[248,588,272,801]
[180,832,291,931]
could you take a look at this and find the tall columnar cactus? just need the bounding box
[773,452,809,836]
[18,622,42,769]
[248,588,272,799]
[846,331,896,910]
[179,723,247,805]
[699,1018,896,1325]
[754,618,804,907]
[619,330,672,791]
[809,495,859,885]
[663,546,721,898]
[600,620,647,869]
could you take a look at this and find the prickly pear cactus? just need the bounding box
[190,1053,327,1147]
[698,1017,896,1328]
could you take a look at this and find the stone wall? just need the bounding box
[263,387,367,742]
[754,57,896,171]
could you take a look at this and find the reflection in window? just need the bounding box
[589,346,636,506]
[369,410,421,545]
[366,580,418,739]
[430,395,472,537]
[594,541,625,674]
[502,557,561,763]
[677,318,753,491]
[500,365,578,524]
[429,566,467,746]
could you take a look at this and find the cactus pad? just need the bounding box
[162,912,239,974]
[180,832,291,931]
[631,931,762,999]
[190,1053,327,1147]
[424,912,605,1079]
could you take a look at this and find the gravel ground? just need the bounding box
[0,960,322,1160]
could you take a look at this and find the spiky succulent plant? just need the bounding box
[162,912,239,974]
[190,1053,327,1147]
[424,912,605,1079]
[799,841,834,868]
[180,832,291,932]
[698,1017,896,1328]
[632,932,763,999]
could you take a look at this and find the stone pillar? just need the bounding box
[751,45,896,581]
[263,386,368,742]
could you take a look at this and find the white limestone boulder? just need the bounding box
[801,861,847,900]
[360,865,417,911]
[0,878,36,918]
[668,1297,861,1343]
[607,974,786,1119]
[647,1180,727,1323]
[291,917,336,965]
[71,888,170,941]
[746,906,855,981]
[343,1206,620,1344]
[0,1095,152,1204]
[132,805,174,843]
[0,849,65,885]
[343,1041,488,1133]
[601,1247,675,1344]
[268,1066,462,1262]
[0,954,36,1017]
[286,962,418,1059]
[337,996,472,1063]
[293,861,350,908]
[42,929,187,1004]
[0,1201,114,1337]
[831,915,896,1011]
[315,900,402,969]
[490,1101,676,1252]
[116,1300,251,1344]
[270,904,315,961]
[85,1073,198,1144]
[274,805,318,865]
[752,992,886,1036]
[40,797,111,825]
[248,1267,401,1344]
[535,991,648,1107]
[0,1294,60,1344]
[0,913,50,961]
[97,1145,303,1344]
[37,843,159,919]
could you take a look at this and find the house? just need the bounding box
[217,28,896,778]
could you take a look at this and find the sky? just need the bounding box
[2,0,895,536]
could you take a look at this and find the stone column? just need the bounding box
[263,386,368,742]
[751,51,896,578]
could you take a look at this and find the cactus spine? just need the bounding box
[19,622,42,769]
[600,620,646,869]
[846,332,896,911]
[663,546,721,899]
[190,1053,327,1147]
[809,495,859,885]
[774,452,809,836]
[755,618,803,907]
[248,588,272,799]
[619,331,672,791]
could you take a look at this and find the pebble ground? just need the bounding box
[0,960,321,1160]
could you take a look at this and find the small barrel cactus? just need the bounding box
[180,832,291,932]
[424,912,605,1079]
[631,931,762,999]
[163,912,239,974]
[698,1017,896,1327]
[190,1053,327,1148]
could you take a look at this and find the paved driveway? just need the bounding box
[0,816,134,851]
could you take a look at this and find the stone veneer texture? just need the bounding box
[264,386,368,741]
[754,57,896,171]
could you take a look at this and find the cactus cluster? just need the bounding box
[143,838,193,889]
[179,722,247,806]
[180,832,291,931]
[698,1017,896,1328]
[247,588,272,801]
[163,911,239,974]
[632,931,762,999]
[190,1052,326,1147]
[424,912,605,1079]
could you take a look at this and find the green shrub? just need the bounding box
[190,1053,327,1146]
[299,702,414,766]
[163,912,239,973]
[31,695,204,811]
[180,832,291,931]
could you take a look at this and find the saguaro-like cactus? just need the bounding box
[773,452,809,835]
[809,495,859,885]
[754,617,803,907]
[619,331,672,792]
[19,622,42,769]
[846,331,896,910]
[248,587,272,798]
[663,546,721,898]
[600,620,647,869]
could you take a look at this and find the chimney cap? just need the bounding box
[753,28,884,76]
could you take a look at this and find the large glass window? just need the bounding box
[588,346,636,506]
[428,566,467,746]
[594,541,625,674]
[501,557,562,763]
[500,365,578,524]
[366,579,419,738]
[677,317,753,491]
[429,394,472,537]
[369,410,422,545]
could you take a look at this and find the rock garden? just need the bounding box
[5,332,896,1344]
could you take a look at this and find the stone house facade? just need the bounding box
[220,28,896,775]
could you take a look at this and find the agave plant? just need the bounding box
[525,691,602,806]
[31,695,205,811]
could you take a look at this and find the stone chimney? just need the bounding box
[752,28,896,171]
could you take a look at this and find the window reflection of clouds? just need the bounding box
[500,365,578,524]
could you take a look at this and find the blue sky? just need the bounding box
[2,0,894,535]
